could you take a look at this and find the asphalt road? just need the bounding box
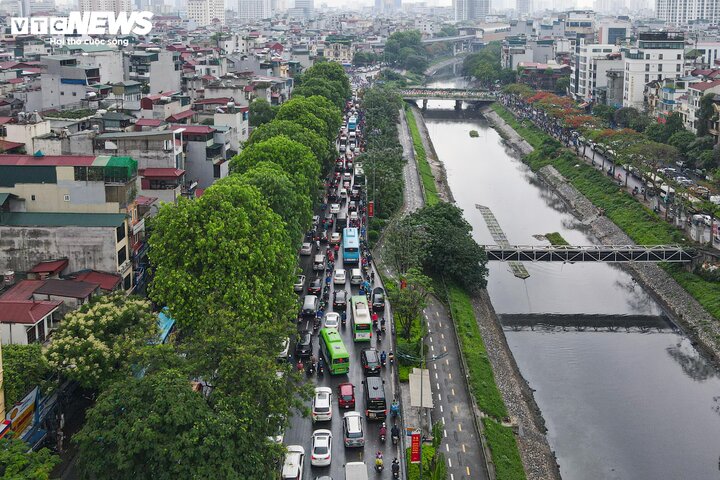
[395,108,488,479]
[284,161,401,479]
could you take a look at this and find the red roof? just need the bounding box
[166,109,194,121]
[0,280,45,301]
[0,140,24,151]
[0,300,62,325]
[0,155,96,167]
[135,118,164,127]
[7,78,25,84]
[29,259,69,275]
[171,125,214,134]
[135,195,158,206]
[194,97,232,105]
[71,270,122,291]
[34,278,99,298]
[691,80,720,92]
[141,167,185,178]
[0,117,13,125]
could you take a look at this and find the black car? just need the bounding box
[295,331,312,358]
[308,278,322,295]
[333,289,348,310]
[361,349,381,375]
[372,287,385,311]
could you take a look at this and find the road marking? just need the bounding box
[442,416,446,424]
[462,444,466,453]
[433,363,437,370]
[436,382,440,390]
[441,333,445,339]
[454,405,459,413]
[429,336,433,343]
[438,393,442,401]
[436,311,439,317]
[439,321,443,327]
[440,405,443,413]
[446,358,450,365]
[424,313,429,320]
[450,475,455,480]
[451,388,455,396]
[448,457,452,468]
[435,372,438,379]
[446,443,450,452]
[458,423,462,432]
[443,346,447,352]
[448,373,452,380]
[467,467,471,476]
[431,345,434,352]
[444,429,447,438]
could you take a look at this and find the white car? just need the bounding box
[324,312,340,329]
[310,429,333,467]
[333,269,346,285]
[312,387,333,422]
[330,203,340,214]
[281,445,305,480]
[300,243,313,256]
[277,337,289,361]
[330,232,341,245]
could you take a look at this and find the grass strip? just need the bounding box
[446,284,508,420]
[482,418,527,480]
[493,103,720,321]
[405,106,440,205]
[544,232,569,246]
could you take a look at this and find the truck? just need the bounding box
[345,461,369,480]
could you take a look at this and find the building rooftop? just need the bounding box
[68,270,122,291]
[0,212,127,228]
[140,168,185,178]
[0,300,62,324]
[0,280,45,301]
[34,278,99,298]
[29,259,69,275]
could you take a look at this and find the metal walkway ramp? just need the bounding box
[485,244,695,263]
[476,205,529,279]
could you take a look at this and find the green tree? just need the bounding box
[384,30,428,73]
[353,51,378,66]
[405,55,429,75]
[239,161,311,248]
[664,112,685,140]
[230,136,320,199]
[437,25,458,38]
[613,107,641,129]
[74,368,286,480]
[300,62,351,100]
[645,122,667,143]
[384,218,430,275]
[668,129,697,156]
[247,119,332,170]
[592,104,617,125]
[293,77,345,109]
[410,202,489,290]
[275,96,341,142]
[2,344,49,407]
[0,438,59,480]
[555,77,570,95]
[388,268,434,340]
[696,92,716,137]
[46,294,158,390]
[249,98,277,127]
[147,178,297,358]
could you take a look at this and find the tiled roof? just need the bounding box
[29,259,68,275]
[0,280,45,301]
[166,109,194,121]
[70,270,122,291]
[0,300,61,324]
[0,154,97,167]
[34,278,99,298]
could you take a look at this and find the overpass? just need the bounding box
[484,244,696,263]
[400,87,497,109]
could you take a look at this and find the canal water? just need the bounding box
[421,79,720,480]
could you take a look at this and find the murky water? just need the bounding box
[421,79,720,480]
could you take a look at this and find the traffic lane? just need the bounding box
[424,300,488,480]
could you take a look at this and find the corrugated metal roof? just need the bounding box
[34,278,99,298]
[0,212,127,227]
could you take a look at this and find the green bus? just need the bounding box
[319,327,350,375]
[350,295,372,342]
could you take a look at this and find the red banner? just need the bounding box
[368,201,374,218]
[410,431,421,463]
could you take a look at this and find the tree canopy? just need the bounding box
[247,119,333,170]
[300,62,351,101]
[46,294,158,390]
[293,77,346,109]
[0,438,59,480]
[384,30,428,75]
[2,344,49,407]
[275,95,342,143]
[248,98,277,127]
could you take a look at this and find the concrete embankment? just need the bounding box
[484,107,720,365]
[410,106,562,480]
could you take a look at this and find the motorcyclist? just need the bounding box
[379,422,387,440]
[375,451,384,468]
[388,350,395,365]
[380,350,387,366]
[391,424,399,441]
[392,458,400,475]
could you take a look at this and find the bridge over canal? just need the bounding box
[485,244,696,263]
[400,87,496,109]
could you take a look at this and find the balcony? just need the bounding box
[206,143,224,160]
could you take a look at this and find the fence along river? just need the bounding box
[419,78,720,480]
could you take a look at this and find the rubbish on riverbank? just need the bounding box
[544,232,570,246]
[469,130,479,137]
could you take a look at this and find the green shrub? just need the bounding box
[405,106,440,205]
[369,230,380,242]
[405,445,436,480]
[483,418,527,480]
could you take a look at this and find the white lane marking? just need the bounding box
[429,336,433,343]
[458,423,462,432]
[442,417,446,424]
[441,333,445,340]
[450,475,455,480]
[443,346,447,352]
[451,388,455,396]
[433,363,437,370]
[462,444,466,453]
[446,359,450,365]
[446,443,450,452]
[440,405,443,413]
[436,382,440,390]
[439,321,442,327]
[431,345,434,352]
[438,393,442,401]
[448,457,452,468]
[444,429,447,438]
[448,373,452,380]
[435,372,438,379]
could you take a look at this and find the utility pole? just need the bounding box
[0,339,5,418]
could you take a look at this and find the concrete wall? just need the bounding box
[0,225,119,273]
[185,141,215,188]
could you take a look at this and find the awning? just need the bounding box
[408,368,433,408]
[141,168,185,178]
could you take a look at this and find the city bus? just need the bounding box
[350,295,372,342]
[353,165,365,187]
[342,227,360,264]
[319,327,350,375]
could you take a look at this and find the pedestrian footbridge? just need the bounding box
[400,88,496,104]
[499,314,676,332]
[485,244,696,263]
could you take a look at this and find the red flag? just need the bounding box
[368,201,374,218]
[410,431,421,463]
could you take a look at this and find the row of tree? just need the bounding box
[0,63,349,480]
[462,43,516,89]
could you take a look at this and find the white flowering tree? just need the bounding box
[47,293,158,390]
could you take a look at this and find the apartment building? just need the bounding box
[124,50,182,95]
[78,0,131,15]
[655,0,720,26]
[573,44,622,102]
[622,32,685,110]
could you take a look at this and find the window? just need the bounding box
[658,64,662,72]
[645,74,650,83]
[117,246,127,266]
[676,64,681,72]
[116,224,126,242]
[31,195,36,201]
[645,54,650,59]
[61,91,64,95]
[72,92,77,96]
[123,274,132,290]
[213,164,221,178]
[677,53,681,60]
[645,64,650,71]
[26,325,37,344]
[63,194,70,201]
[659,54,663,60]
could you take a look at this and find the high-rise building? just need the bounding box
[655,0,720,26]
[187,0,225,25]
[79,0,132,15]
[516,0,532,16]
[622,32,685,109]
[294,0,313,17]
[454,0,489,21]
[237,0,270,21]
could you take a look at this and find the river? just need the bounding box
[420,78,720,480]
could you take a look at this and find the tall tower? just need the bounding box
[517,0,532,16]
[79,0,132,15]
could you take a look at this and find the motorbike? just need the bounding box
[392,460,400,479]
[306,363,315,376]
[379,424,387,443]
[317,363,324,377]
[375,458,384,472]
[390,400,400,418]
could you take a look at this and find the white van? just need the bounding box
[345,461,369,480]
[350,268,363,285]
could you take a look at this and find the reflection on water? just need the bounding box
[422,79,720,480]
